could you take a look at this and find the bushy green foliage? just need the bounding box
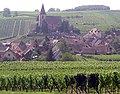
[57,38,69,53]
[60,52,87,61]
[60,52,74,61]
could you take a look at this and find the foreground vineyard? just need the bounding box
[0,61,119,93]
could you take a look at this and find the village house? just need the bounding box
[81,28,115,54]
[0,43,21,61]
[64,36,85,54]
[10,40,33,61]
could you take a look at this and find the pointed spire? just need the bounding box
[40,4,46,15]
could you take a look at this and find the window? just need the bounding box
[8,54,10,56]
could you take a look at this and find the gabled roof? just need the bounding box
[40,4,46,15]
[83,28,102,39]
[0,47,21,60]
[11,40,27,54]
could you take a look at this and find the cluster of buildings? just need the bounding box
[0,41,32,61]
[0,4,117,61]
[0,28,116,61]
[64,28,114,55]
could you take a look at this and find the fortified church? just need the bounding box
[35,4,62,32]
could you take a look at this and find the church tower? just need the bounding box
[39,4,46,27]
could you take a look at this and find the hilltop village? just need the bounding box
[0,5,120,61]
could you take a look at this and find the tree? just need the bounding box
[61,20,69,32]
[57,38,69,53]
[56,8,60,12]
[48,8,55,12]
[60,52,74,61]
[46,48,55,61]
[35,9,39,12]
[3,8,11,17]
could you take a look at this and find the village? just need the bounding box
[0,4,119,61]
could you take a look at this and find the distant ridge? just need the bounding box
[64,5,110,11]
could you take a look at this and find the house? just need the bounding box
[83,28,102,39]
[81,44,114,55]
[11,40,27,54]
[64,37,85,54]
[11,40,33,60]
[36,4,62,32]
[21,49,33,61]
[0,47,21,61]
[52,45,62,60]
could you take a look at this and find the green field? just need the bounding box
[0,10,120,39]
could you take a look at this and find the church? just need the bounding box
[36,4,62,32]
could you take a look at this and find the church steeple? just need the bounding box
[38,4,46,26]
[40,4,46,15]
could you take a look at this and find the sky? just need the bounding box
[0,0,120,11]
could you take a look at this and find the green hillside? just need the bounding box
[0,10,120,39]
[48,10,120,32]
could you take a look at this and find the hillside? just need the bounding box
[48,10,120,32]
[0,10,120,39]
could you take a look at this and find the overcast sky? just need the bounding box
[0,0,119,11]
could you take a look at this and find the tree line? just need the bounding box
[64,5,110,11]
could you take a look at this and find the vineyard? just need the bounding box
[48,10,120,32]
[0,10,120,39]
[0,18,36,39]
[0,61,119,94]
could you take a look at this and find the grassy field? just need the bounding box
[0,10,120,39]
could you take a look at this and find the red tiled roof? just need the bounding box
[46,16,62,30]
